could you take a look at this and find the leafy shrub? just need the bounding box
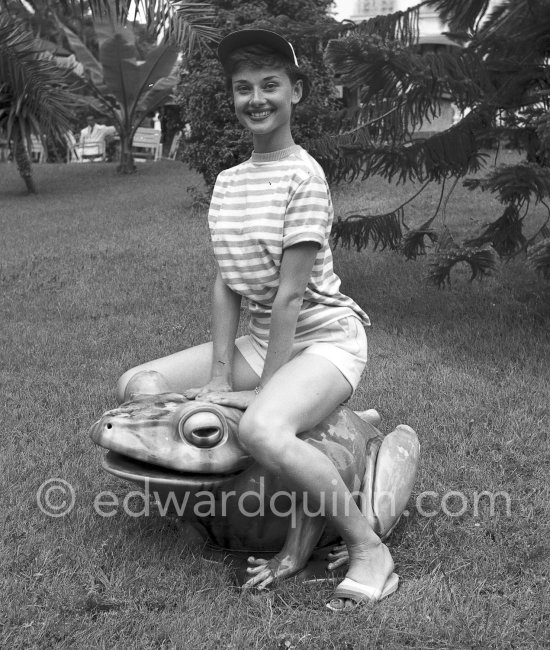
[174,3,343,187]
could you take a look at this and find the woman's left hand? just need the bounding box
[199,390,257,410]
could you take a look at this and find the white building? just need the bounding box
[331,0,444,34]
[331,0,503,32]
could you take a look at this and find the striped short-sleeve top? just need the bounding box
[208,144,370,342]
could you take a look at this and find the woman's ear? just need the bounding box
[292,79,303,105]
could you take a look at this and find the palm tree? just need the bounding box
[3,1,218,174]
[58,18,182,173]
[0,14,80,192]
[308,0,550,282]
[83,0,218,50]
[83,3,217,174]
[97,34,179,173]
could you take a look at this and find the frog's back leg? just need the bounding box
[361,425,419,539]
[354,409,381,428]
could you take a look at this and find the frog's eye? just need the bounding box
[179,411,224,448]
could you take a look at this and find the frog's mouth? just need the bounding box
[102,450,248,491]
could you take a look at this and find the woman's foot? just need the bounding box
[327,541,395,611]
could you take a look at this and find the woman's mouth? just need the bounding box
[248,110,272,120]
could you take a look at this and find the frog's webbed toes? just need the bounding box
[246,557,270,573]
[327,542,349,571]
[242,555,301,589]
[242,557,276,589]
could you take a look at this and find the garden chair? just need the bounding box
[30,135,46,163]
[132,127,162,162]
[65,131,80,163]
[77,139,106,162]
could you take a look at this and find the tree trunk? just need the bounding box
[117,133,136,174]
[13,130,37,194]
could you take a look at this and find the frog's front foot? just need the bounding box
[327,541,349,572]
[242,554,306,590]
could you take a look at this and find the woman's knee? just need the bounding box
[238,408,295,467]
[116,367,140,403]
[116,367,169,403]
[116,369,133,403]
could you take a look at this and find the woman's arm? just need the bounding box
[184,269,241,398]
[259,241,319,387]
[210,268,242,387]
[195,242,318,408]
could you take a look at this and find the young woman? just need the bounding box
[117,29,397,611]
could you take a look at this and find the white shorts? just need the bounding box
[235,316,368,392]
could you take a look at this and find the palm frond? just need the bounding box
[428,245,497,287]
[475,0,550,60]
[425,0,491,33]
[53,15,105,86]
[401,218,438,259]
[464,163,550,206]
[465,205,526,258]
[59,0,218,51]
[327,28,490,115]
[0,15,81,143]
[308,111,489,185]
[331,208,404,252]
[347,4,421,46]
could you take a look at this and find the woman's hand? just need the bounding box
[200,390,257,410]
[183,377,232,400]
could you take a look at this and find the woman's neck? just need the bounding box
[252,130,295,154]
[251,144,301,162]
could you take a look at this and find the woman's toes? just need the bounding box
[327,596,357,611]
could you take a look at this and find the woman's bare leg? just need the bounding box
[238,352,394,608]
[116,342,259,403]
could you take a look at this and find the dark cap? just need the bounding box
[217,29,299,67]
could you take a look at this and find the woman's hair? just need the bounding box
[222,44,310,101]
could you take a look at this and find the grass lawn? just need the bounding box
[1,158,549,649]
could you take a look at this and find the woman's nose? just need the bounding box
[250,88,264,104]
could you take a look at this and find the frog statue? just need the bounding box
[89,370,419,587]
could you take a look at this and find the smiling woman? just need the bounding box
[230,68,302,152]
[115,28,403,611]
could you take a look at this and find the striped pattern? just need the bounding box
[208,145,370,341]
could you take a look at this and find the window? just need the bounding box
[360,0,396,14]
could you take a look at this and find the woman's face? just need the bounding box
[231,65,302,151]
